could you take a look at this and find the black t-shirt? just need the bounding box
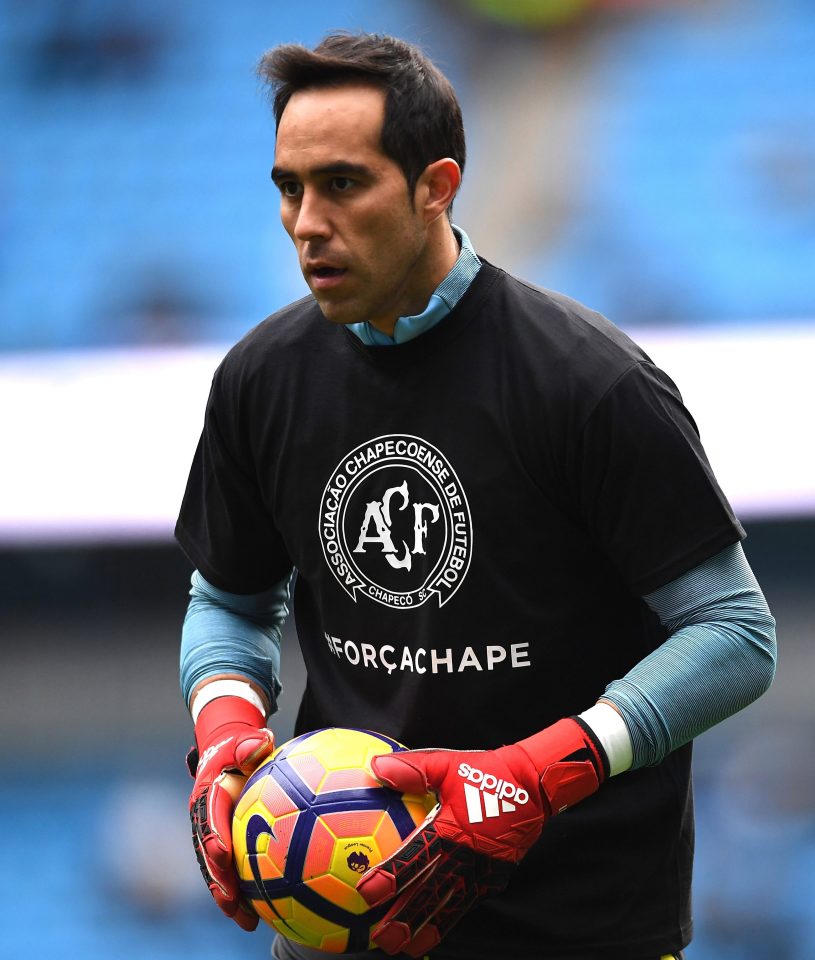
[176,261,744,958]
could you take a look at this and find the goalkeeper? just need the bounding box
[177,32,776,960]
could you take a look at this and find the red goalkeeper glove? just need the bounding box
[356,717,608,957]
[186,695,275,930]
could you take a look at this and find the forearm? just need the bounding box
[180,569,293,713]
[601,542,776,769]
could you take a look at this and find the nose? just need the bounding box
[292,188,331,242]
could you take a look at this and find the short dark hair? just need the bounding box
[257,32,466,200]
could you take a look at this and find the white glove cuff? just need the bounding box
[190,678,267,724]
[579,701,634,777]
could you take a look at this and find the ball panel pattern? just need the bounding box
[233,727,436,953]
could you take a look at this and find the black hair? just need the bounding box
[258,32,466,200]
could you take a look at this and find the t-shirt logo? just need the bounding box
[319,434,473,610]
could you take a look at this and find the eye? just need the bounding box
[330,177,355,193]
[277,180,302,199]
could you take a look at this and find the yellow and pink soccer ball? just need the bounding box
[232,727,436,953]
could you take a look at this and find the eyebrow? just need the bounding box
[270,161,375,184]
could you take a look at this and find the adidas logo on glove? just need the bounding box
[457,762,530,823]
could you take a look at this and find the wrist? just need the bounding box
[579,701,633,776]
[194,694,267,749]
[516,716,608,817]
[191,678,267,724]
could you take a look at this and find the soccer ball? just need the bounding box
[232,727,436,953]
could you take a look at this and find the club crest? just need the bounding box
[319,434,473,610]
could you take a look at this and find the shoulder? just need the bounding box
[223,295,322,366]
[490,265,649,364]
[478,262,656,405]
[210,294,333,395]
[201,294,334,422]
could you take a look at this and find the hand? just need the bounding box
[187,695,275,930]
[357,718,607,956]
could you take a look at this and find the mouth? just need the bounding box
[307,264,348,291]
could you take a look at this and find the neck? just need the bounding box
[424,219,461,292]
[368,220,460,337]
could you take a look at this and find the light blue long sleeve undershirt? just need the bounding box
[180,543,776,769]
[180,569,291,712]
[605,541,775,767]
[180,224,775,764]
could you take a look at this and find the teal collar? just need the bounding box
[348,226,481,346]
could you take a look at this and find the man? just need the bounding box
[176,32,776,960]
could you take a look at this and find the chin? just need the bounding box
[315,304,356,327]
[313,296,362,328]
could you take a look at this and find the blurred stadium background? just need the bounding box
[1,0,813,957]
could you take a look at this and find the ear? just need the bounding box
[416,158,462,226]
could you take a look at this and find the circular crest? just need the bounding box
[319,435,473,610]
